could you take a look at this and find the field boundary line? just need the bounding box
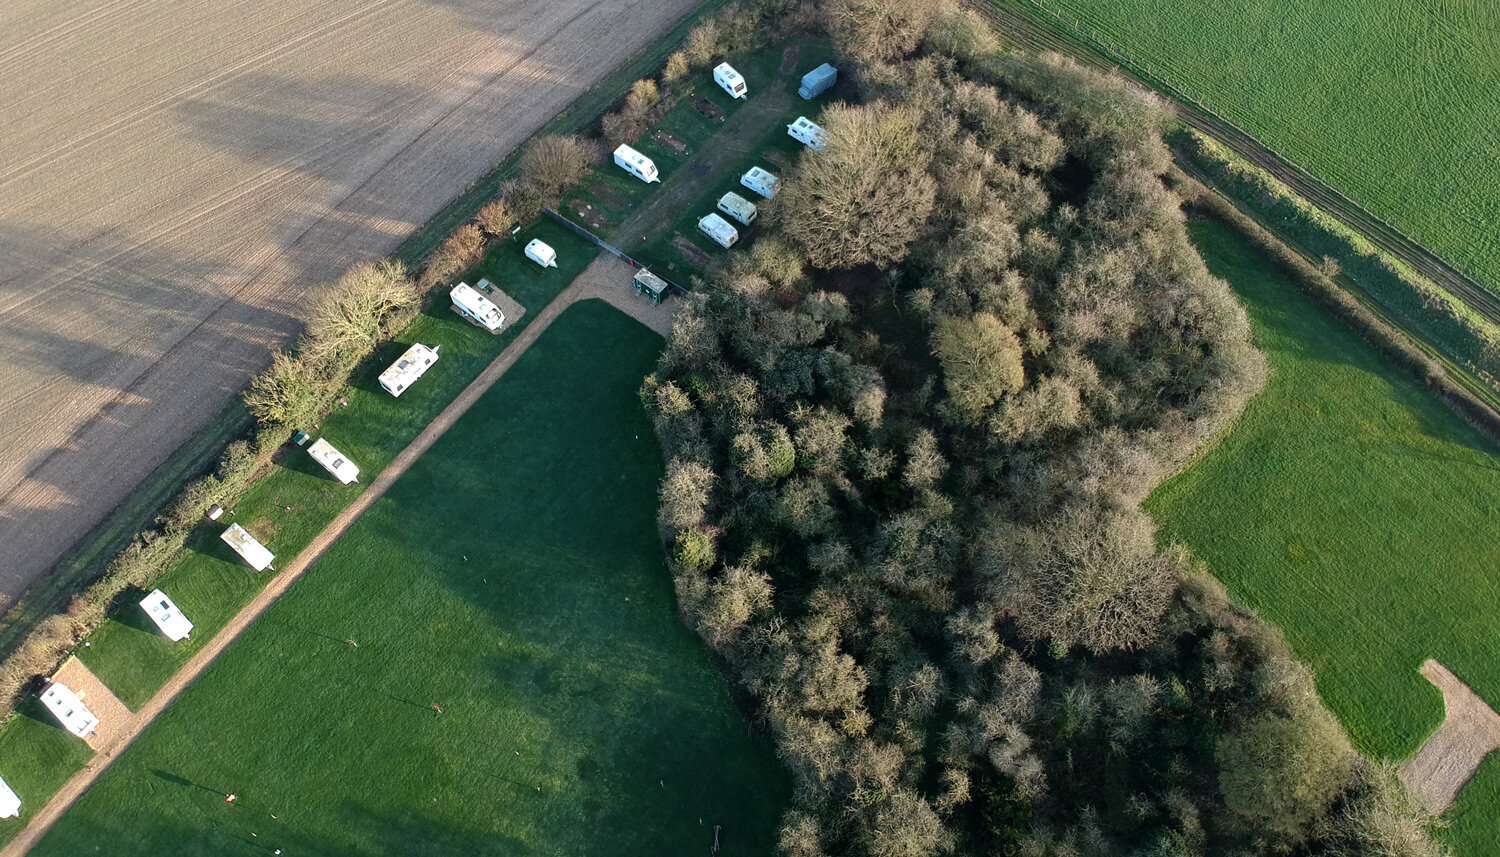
[0,253,671,856]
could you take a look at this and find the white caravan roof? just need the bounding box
[613,144,659,181]
[221,523,274,571]
[717,191,757,225]
[40,682,98,738]
[0,777,19,819]
[714,62,747,98]
[525,238,558,268]
[788,116,827,152]
[378,343,440,397]
[741,166,781,198]
[698,212,739,248]
[451,282,505,331]
[307,437,360,485]
[140,589,193,641]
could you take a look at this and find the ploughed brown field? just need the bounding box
[0,0,697,599]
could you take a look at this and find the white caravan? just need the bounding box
[524,238,558,268]
[378,343,440,397]
[307,438,360,485]
[221,523,274,571]
[716,191,757,226]
[613,144,659,183]
[713,62,748,99]
[788,116,827,152]
[740,166,781,199]
[698,213,739,249]
[451,282,505,332]
[140,589,193,641]
[40,682,98,739]
[0,777,19,819]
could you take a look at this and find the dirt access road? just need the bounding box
[0,0,698,602]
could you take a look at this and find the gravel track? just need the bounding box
[0,0,698,602]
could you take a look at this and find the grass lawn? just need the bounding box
[1149,219,1500,852]
[1007,0,1500,292]
[73,219,599,714]
[30,300,790,856]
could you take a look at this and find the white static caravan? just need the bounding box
[451,282,506,332]
[40,682,98,739]
[140,589,193,641]
[799,63,838,100]
[716,191,757,226]
[221,523,274,571]
[740,166,781,199]
[713,62,748,99]
[698,213,739,249]
[613,144,659,183]
[378,343,440,397]
[787,116,827,153]
[0,777,19,819]
[307,438,360,485]
[524,238,558,268]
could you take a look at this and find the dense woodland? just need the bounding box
[643,2,1447,855]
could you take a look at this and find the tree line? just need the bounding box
[644,2,1447,855]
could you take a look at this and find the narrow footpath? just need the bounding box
[1,253,674,856]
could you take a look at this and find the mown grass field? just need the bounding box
[30,300,789,856]
[1014,0,1500,292]
[1150,219,1500,851]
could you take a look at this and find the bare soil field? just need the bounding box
[0,0,698,601]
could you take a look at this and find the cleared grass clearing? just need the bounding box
[1016,0,1500,292]
[1148,219,1500,852]
[30,300,789,856]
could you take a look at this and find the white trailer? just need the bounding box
[378,343,440,397]
[613,144,659,183]
[0,777,19,819]
[741,166,781,199]
[713,62,748,99]
[799,63,838,100]
[451,282,506,332]
[716,191,757,226]
[40,682,98,739]
[788,116,827,152]
[307,438,360,485]
[698,213,739,249]
[140,589,193,642]
[524,238,558,268]
[221,523,274,571]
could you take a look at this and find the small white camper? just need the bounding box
[0,777,19,819]
[40,683,98,739]
[140,589,193,642]
[524,238,558,268]
[378,343,440,398]
[451,282,506,332]
[799,63,838,100]
[788,116,827,153]
[713,62,748,99]
[221,523,274,571]
[613,144,659,183]
[698,213,739,249]
[741,166,781,199]
[716,191,758,226]
[307,438,359,485]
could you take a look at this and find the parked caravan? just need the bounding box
[714,62,748,99]
[613,144,659,183]
[799,63,838,100]
[221,523,274,571]
[140,589,193,641]
[451,282,505,332]
[787,116,827,152]
[0,778,19,819]
[40,683,98,739]
[525,238,558,268]
[378,343,440,397]
[716,191,757,226]
[698,213,740,249]
[307,438,360,485]
[741,166,781,199]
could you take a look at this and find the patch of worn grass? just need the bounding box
[1149,219,1500,852]
[32,300,789,857]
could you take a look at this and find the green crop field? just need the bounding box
[1014,0,1500,291]
[29,300,789,856]
[1150,219,1500,851]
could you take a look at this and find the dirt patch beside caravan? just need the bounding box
[653,130,689,154]
[780,45,801,74]
[571,199,608,230]
[690,95,725,121]
[590,181,629,210]
[763,149,793,168]
[671,236,712,267]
